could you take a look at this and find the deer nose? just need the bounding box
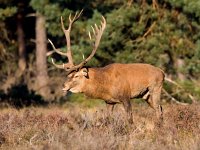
[62,87,68,92]
[62,84,69,92]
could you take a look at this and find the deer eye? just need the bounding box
[74,75,79,78]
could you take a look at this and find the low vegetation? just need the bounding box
[0,102,199,150]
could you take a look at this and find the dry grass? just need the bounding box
[0,103,199,150]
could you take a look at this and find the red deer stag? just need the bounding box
[48,10,165,123]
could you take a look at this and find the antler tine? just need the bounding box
[48,39,68,56]
[68,13,72,22]
[50,57,74,71]
[51,58,64,69]
[93,16,106,46]
[78,49,85,60]
[48,39,56,50]
[85,16,106,60]
[69,9,83,24]
[68,9,83,23]
[91,26,96,36]
[94,24,99,33]
[74,9,83,21]
[61,16,65,32]
[48,39,73,69]
[72,12,79,22]
[88,31,92,40]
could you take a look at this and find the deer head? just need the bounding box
[47,10,106,75]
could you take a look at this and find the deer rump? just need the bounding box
[68,63,165,124]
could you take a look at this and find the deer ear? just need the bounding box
[81,68,88,78]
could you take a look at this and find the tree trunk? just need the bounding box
[1,3,26,92]
[175,58,186,81]
[35,12,50,99]
[17,12,26,75]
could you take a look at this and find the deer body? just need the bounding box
[79,63,163,101]
[62,63,164,123]
[48,10,164,123]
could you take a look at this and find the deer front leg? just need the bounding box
[106,102,115,116]
[122,99,133,124]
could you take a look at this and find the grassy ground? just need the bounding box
[0,102,199,150]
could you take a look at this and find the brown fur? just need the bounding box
[63,63,165,123]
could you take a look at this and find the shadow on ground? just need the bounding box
[0,84,48,108]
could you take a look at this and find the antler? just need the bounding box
[48,10,83,69]
[48,10,106,74]
[68,16,106,71]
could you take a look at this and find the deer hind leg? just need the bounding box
[146,85,163,121]
[121,99,133,124]
[106,102,115,116]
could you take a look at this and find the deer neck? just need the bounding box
[82,68,111,99]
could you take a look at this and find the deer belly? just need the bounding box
[131,88,148,99]
[105,98,120,104]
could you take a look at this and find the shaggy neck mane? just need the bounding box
[83,66,113,99]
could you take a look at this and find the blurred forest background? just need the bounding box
[0,0,200,107]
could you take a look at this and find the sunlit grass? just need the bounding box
[0,103,199,150]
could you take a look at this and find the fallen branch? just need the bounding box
[165,77,197,103]
[162,88,189,105]
[165,77,181,88]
